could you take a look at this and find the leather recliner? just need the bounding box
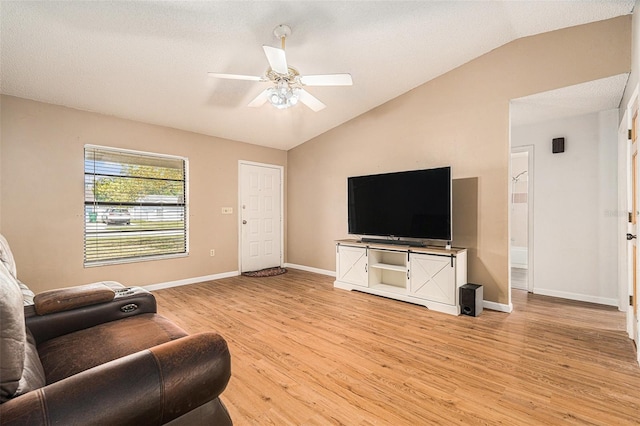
[0,234,232,425]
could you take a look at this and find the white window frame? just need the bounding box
[83,144,189,267]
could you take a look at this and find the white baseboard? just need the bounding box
[533,288,618,307]
[284,263,336,277]
[144,271,239,291]
[483,300,513,313]
[274,264,516,314]
[511,246,528,269]
[143,264,334,292]
[511,283,528,291]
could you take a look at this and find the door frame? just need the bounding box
[510,145,535,293]
[237,160,284,273]
[622,84,639,360]
[618,107,631,316]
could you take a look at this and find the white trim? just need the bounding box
[510,246,528,269]
[533,288,618,307]
[624,84,639,347]
[84,143,189,162]
[238,161,285,273]
[83,145,189,267]
[483,300,513,313]
[144,271,239,291]
[510,145,534,293]
[626,84,639,114]
[85,252,188,268]
[618,110,631,313]
[285,263,336,277]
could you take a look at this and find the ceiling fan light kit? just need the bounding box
[268,83,300,109]
[209,24,352,112]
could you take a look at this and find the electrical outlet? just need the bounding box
[210,249,215,257]
[221,207,233,214]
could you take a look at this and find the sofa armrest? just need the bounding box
[26,286,157,345]
[33,282,116,315]
[0,332,231,425]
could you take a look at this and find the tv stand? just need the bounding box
[360,238,425,247]
[334,239,468,316]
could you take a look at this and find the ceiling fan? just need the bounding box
[208,24,353,112]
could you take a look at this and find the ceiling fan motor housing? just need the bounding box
[266,67,300,85]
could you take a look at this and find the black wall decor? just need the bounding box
[552,137,565,154]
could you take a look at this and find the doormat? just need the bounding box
[242,267,287,277]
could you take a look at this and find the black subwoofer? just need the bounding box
[460,283,483,317]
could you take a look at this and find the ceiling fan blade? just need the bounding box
[300,74,353,86]
[208,72,266,82]
[263,45,288,75]
[248,89,270,108]
[298,89,326,112]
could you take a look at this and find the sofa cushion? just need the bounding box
[0,262,26,402]
[0,233,17,279]
[17,280,35,306]
[38,313,188,384]
[15,329,46,397]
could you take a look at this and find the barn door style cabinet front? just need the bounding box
[334,240,467,316]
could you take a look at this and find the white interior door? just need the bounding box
[239,162,283,273]
[631,106,639,349]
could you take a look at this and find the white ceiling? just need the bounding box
[511,73,630,127]
[0,1,635,150]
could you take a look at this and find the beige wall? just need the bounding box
[0,17,632,303]
[0,95,287,293]
[287,17,631,305]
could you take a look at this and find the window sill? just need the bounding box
[84,252,189,268]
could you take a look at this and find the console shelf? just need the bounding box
[334,239,467,316]
[370,263,406,272]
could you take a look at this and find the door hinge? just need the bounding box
[629,129,633,140]
[630,295,634,306]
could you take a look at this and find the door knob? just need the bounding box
[627,233,637,240]
[242,220,247,224]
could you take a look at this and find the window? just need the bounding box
[84,145,187,266]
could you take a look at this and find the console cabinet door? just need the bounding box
[409,253,455,304]
[337,245,368,286]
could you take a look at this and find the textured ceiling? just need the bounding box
[511,73,630,127]
[0,1,635,150]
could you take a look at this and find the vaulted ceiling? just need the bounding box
[1,1,634,150]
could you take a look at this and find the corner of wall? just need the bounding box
[0,95,3,233]
[620,4,640,119]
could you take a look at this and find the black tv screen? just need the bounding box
[347,167,452,241]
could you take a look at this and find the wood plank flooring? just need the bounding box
[153,269,640,425]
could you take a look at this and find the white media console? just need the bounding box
[334,239,467,316]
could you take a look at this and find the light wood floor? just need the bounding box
[154,269,640,425]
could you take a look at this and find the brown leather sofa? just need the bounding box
[0,235,232,425]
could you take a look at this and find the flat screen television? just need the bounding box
[347,166,452,243]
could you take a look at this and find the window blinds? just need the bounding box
[84,146,187,265]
